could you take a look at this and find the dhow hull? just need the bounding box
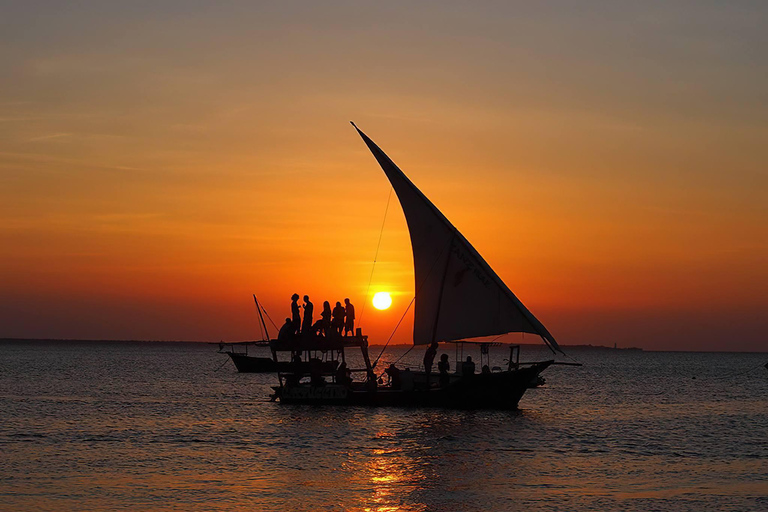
[276,361,552,410]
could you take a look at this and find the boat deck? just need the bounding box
[269,334,368,352]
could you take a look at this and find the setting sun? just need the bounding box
[372,292,393,310]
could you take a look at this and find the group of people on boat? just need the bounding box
[382,341,481,390]
[422,340,479,383]
[277,294,356,341]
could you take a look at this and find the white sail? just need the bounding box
[353,123,561,353]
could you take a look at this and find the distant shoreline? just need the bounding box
[3,338,768,354]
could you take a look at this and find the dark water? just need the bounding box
[1,340,767,511]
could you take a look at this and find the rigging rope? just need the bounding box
[372,296,416,368]
[560,347,582,365]
[358,187,393,329]
[376,344,416,379]
[390,344,416,367]
[213,356,231,373]
[253,303,265,341]
[259,302,279,332]
[371,236,456,368]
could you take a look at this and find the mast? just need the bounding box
[430,233,454,344]
[253,294,270,341]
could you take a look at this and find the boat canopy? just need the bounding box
[352,123,562,354]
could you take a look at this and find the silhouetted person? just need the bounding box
[309,358,325,386]
[423,340,438,383]
[385,363,401,389]
[302,295,313,335]
[481,364,491,374]
[332,301,345,336]
[286,353,302,385]
[321,301,332,336]
[438,354,450,387]
[400,368,415,391]
[462,356,475,377]
[290,293,301,335]
[278,317,294,341]
[336,361,352,386]
[365,369,378,391]
[309,319,324,336]
[344,298,355,336]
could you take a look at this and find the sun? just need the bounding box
[372,292,392,310]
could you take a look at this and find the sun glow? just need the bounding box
[372,292,392,310]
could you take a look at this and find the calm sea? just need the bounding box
[1,340,766,511]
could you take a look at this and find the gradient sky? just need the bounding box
[1,1,766,351]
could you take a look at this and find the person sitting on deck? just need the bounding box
[423,340,438,384]
[437,353,450,387]
[321,301,332,336]
[285,353,302,385]
[462,356,475,377]
[301,295,314,335]
[309,358,325,386]
[290,294,301,335]
[332,301,346,336]
[365,369,378,391]
[309,320,324,336]
[385,363,402,389]
[278,318,294,341]
[399,368,415,391]
[336,361,352,387]
[343,298,355,336]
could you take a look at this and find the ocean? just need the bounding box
[1,340,766,511]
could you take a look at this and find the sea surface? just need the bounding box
[1,340,767,511]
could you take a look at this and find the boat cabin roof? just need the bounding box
[214,340,270,346]
[270,334,368,352]
[444,340,503,347]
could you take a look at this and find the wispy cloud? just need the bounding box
[0,150,147,172]
[0,116,52,122]
[24,133,73,143]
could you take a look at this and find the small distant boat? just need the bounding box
[220,340,339,374]
[268,123,575,409]
[219,296,340,374]
[219,341,275,372]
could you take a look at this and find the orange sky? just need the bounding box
[1,2,766,350]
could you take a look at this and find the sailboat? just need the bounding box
[270,123,569,409]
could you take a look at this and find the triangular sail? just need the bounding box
[352,123,562,353]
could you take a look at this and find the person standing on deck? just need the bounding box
[320,301,332,336]
[438,354,450,387]
[423,340,438,384]
[332,301,346,336]
[343,298,355,336]
[462,356,475,377]
[290,294,301,335]
[301,295,313,335]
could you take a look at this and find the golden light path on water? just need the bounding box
[348,431,429,512]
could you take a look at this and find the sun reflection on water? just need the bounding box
[346,431,430,512]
